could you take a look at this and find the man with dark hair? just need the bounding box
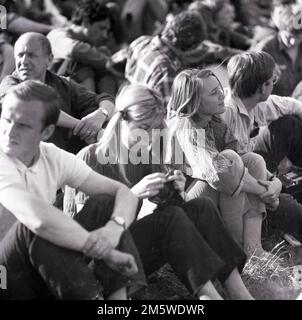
[121,10,207,106]
[223,51,302,173]
[0,32,115,154]
[221,51,302,244]
[47,0,123,94]
[0,80,143,299]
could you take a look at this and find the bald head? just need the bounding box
[15,32,52,56]
[14,32,53,82]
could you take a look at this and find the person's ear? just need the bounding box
[47,53,54,67]
[258,81,269,95]
[41,124,56,141]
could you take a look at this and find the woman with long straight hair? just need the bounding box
[166,68,274,258]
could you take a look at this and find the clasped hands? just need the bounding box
[82,224,138,276]
[258,177,282,211]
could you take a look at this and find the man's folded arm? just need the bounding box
[0,183,89,252]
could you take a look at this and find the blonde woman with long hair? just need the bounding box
[167,68,275,258]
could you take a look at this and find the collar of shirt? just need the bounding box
[225,89,251,118]
[10,147,42,175]
[224,89,256,143]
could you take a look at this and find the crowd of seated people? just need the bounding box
[1,0,302,301]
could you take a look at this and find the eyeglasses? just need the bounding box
[249,120,259,138]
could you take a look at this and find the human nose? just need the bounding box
[218,87,225,100]
[5,122,18,137]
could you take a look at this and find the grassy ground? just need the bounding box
[133,225,302,300]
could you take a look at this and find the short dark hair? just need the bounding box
[5,80,60,128]
[72,0,111,25]
[162,10,207,51]
[227,51,276,98]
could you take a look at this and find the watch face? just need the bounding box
[115,217,124,224]
[101,109,109,116]
[112,216,126,229]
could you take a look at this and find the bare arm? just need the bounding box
[0,43,15,83]
[77,170,138,250]
[0,184,89,251]
[73,100,116,141]
[78,170,138,229]
[8,16,54,35]
[57,110,79,129]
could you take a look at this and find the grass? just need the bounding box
[133,228,302,300]
[242,240,302,300]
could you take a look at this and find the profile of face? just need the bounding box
[0,95,48,165]
[85,19,111,46]
[196,75,226,118]
[216,3,235,29]
[14,36,52,82]
[260,71,279,101]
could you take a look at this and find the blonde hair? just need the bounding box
[167,68,222,120]
[166,68,224,186]
[96,84,165,180]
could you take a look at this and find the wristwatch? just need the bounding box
[110,216,126,230]
[100,108,109,121]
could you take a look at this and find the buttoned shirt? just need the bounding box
[115,35,241,106]
[222,90,302,154]
[124,35,183,107]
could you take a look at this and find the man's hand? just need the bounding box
[81,233,138,276]
[266,198,280,212]
[258,177,282,203]
[103,249,138,276]
[82,225,122,260]
[131,173,166,199]
[73,110,106,142]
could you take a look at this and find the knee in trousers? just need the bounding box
[219,149,244,168]
[243,152,267,170]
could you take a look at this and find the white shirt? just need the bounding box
[0,142,92,239]
[222,90,302,154]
